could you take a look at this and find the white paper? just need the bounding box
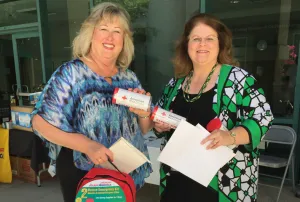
[158,120,236,187]
[100,137,151,174]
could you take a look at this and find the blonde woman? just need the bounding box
[31,3,152,202]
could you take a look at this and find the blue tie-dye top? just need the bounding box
[31,59,152,189]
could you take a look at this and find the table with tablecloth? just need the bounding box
[4,128,161,186]
[0,128,50,186]
[9,129,49,174]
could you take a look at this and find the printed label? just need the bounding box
[152,107,186,128]
[75,179,126,202]
[11,111,31,128]
[113,88,151,111]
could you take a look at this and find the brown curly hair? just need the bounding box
[173,13,239,78]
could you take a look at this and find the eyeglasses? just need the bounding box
[189,36,218,44]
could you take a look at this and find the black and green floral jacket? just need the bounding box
[154,65,274,202]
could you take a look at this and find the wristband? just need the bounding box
[139,115,150,119]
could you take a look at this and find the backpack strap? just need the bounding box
[164,77,185,110]
[154,77,185,138]
[93,155,126,177]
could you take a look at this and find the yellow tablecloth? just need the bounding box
[0,127,12,183]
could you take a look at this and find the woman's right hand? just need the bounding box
[154,122,172,133]
[85,140,114,165]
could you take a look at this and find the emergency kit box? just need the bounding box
[18,92,41,105]
[11,106,34,132]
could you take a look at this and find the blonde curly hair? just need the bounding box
[72,2,134,70]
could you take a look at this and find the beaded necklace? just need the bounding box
[183,63,218,102]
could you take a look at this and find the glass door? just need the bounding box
[12,31,43,105]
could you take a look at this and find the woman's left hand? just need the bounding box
[201,129,234,150]
[128,88,151,118]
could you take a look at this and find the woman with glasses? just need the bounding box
[152,13,274,202]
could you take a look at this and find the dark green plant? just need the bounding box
[95,0,149,21]
[94,0,156,43]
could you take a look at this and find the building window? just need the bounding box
[207,0,299,118]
